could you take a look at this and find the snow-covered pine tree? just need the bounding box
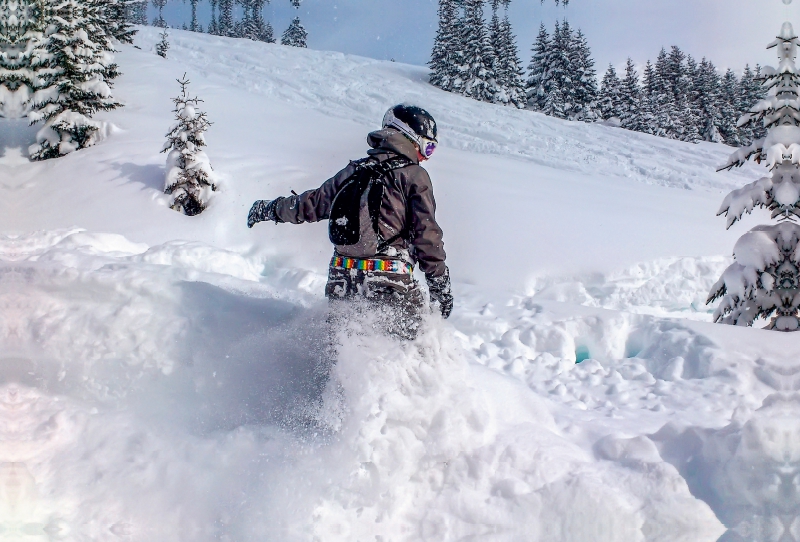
[459,0,496,103]
[680,53,702,143]
[430,0,459,91]
[28,0,121,160]
[719,68,740,146]
[753,65,768,142]
[711,22,800,331]
[188,0,201,32]
[597,64,621,121]
[262,21,275,43]
[0,0,45,118]
[151,0,167,28]
[233,0,249,39]
[239,0,271,41]
[497,4,526,108]
[217,0,234,37]
[652,47,679,139]
[736,65,758,145]
[540,20,570,118]
[618,58,642,132]
[567,28,598,121]
[485,0,524,108]
[281,17,307,47]
[638,60,659,136]
[695,58,724,143]
[488,4,504,96]
[101,0,137,43]
[737,64,768,145]
[162,75,217,216]
[156,28,169,57]
[127,0,147,25]
[661,46,696,141]
[525,23,550,111]
[207,0,219,35]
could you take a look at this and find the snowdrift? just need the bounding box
[0,26,794,541]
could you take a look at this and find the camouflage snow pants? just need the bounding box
[325,265,425,341]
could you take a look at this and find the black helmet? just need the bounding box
[382,104,438,148]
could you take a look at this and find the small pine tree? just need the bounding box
[156,28,169,58]
[282,17,307,47]
[162,75,217,216]
[711,22,800,330]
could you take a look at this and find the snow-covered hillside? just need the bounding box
[0,27,793,541]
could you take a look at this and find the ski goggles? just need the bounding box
[419,137,437,159]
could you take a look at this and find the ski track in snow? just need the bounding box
[0,27,796,541]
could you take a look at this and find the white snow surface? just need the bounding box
[0,27,795,541]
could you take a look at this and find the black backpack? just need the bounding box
[329,157,412,258]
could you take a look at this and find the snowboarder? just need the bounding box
[248,104,452,339]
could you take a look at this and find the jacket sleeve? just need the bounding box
[405,167,447,279]
[273,162,357,224]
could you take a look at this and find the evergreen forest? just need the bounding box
[431,0,767,146]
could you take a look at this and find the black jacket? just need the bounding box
[273,128,447,279]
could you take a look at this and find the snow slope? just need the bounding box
[0,27,794,541]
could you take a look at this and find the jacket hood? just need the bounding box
[366,128,420,164]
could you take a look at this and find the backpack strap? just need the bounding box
[370,157,414,252]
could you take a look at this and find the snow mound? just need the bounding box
[527,256,730,318]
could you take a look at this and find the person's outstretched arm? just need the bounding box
[248,163,357,227]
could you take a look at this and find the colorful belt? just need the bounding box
[331,256,413,274]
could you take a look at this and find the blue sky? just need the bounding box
[159,0,796,73]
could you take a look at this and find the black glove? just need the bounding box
[427,268,453,319]
[247,197,283,228]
